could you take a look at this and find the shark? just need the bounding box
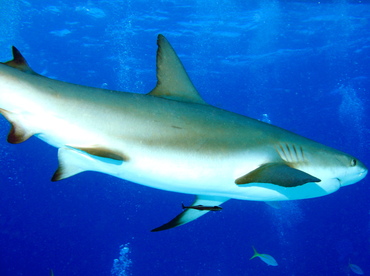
[0,35,367,231]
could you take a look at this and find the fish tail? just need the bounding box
[182,203,186,209]
[250,246,259,260]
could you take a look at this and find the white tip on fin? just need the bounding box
[151,195,229,232]
[148,34,207,105]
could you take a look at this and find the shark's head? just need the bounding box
[260,142,369,200]
[334,154,367,186]
[273,141,367,188]
[302,148,368,188]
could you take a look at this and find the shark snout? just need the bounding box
[357,160,368,177]
[342,160,368,186]
[359,169,368,179]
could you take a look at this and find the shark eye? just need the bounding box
[350,159,357,167]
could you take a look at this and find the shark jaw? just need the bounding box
[0,35,367,231]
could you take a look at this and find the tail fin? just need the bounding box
[250,246,259,260]
[181,203,186,209]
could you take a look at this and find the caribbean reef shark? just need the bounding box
[0,35,367,231]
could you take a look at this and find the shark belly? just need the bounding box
[39,121,340,202]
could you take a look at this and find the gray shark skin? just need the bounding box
[0,35,367,232]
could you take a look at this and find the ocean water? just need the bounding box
[0,0,369,275]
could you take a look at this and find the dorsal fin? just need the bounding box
[2,46,38,75]
[148,34,207,105]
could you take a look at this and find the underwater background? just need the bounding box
[0,0,369,275]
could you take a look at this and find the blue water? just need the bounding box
[0,1,369,275]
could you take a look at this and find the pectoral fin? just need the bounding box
[151,195,229,232]
[264,201,282,209]
[235,163,321,187]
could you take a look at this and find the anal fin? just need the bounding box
[0,108,35,144]
[8,122,33,144]
[151,195,229,232]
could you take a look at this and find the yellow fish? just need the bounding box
[250,246,278,266]
[349,262,364,275]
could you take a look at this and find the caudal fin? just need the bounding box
[250,246,259,260]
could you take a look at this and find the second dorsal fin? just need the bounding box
[2,46,38,75]
[148,35,207,105]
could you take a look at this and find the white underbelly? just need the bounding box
[32,114,341,202]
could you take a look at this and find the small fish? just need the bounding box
[181,203,222,211]
[349,262,364,275]
[250,246,278,266]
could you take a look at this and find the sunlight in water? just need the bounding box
[267,201,304,246]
